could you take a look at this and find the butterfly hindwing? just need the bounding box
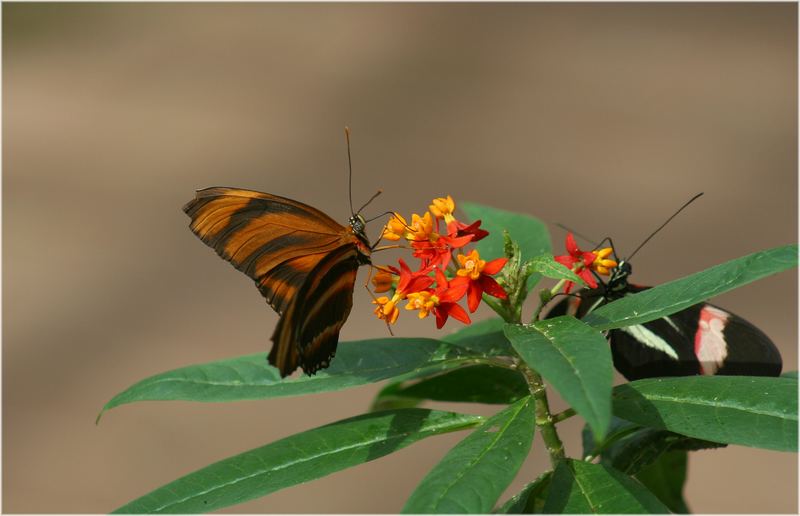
[545,286,782,381]
[269,245,361,376]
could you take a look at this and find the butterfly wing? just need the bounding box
[183,187,351,314]
[269,245,361,376]
[545,287,782,381]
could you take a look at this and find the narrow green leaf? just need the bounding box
[392,365,529,405]
[461,202,551,290]
[114,409,482,514]
[584,244,798,330]
[100,336,509,420]
[403,397,535,514]
[601,428,723,476]
[613,376,798,451]
[369,382,423,412]
[368,318,514,411]
[526,254,585,284]
[496,471,553,514]
[542,459,670,514]
[635,450,690,514]
[505,317,613,440]
[581,417,642,459]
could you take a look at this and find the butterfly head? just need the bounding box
[608,260,632,293]
[349,213,367,236]
[348,214,372,261]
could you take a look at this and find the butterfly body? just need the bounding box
[547,260,782,381]
[184,187,371,377]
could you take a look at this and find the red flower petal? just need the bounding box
[563,280,575,294]
[434,267,448,289]
[406,274,434,294]
[444,234,474,249]
[466,282,481,312]
[444,302,471,325]
[580,251,596,267]
[435,309,447,329]
[482,257,507,275]
[578,268,598,289]
[440,281,468,303]
[479,275,507,299]
[449,219,489,243]
[565,233,580,257]
[554,255,576,268]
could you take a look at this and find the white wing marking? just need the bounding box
[694,305,729,375]
[620,324,679,360]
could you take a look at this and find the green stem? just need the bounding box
[518,362,565,467]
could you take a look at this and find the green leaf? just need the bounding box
[442,317,512,353]
[635,450,690,514]
[461,202,551,289]
[369,382,424,412]
[504,317,613,440]
[581,417,642,459]
[600,428,723,476]
[496,471,553,514]
[613,376,798,451]
[368,318,515,411]
[403,397,535,514]
[526,254,585,284]
[113,408,482,514]
[99,336,510,421]
[542,459,670,514]
[584,244,798,330]
[390,365,529,405]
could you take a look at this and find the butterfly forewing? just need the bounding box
[184,187,371,377]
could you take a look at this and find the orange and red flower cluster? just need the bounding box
[372,196,506,329]
[554,233,618,293]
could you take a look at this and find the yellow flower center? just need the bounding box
[456,250,485,280]
[405,291,439,319]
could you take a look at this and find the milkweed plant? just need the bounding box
[100,197,798,514]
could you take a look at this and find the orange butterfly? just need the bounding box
[183,131,384,377]
[183,187,373,377]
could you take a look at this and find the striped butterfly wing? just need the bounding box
[184,187,370,376]
[183,187,353,315]
[269,245,361,376]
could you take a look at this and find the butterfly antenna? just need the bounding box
[345,126,355,216]
[627,192,704,261]
[356,189,383,216]
[555,223,599,247]
[364,210,394,224]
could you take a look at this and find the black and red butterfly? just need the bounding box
[547,194,782,381]
[183,129,379,377]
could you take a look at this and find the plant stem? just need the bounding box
[518,361,565,467]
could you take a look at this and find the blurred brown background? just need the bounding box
[3,2,797,513]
